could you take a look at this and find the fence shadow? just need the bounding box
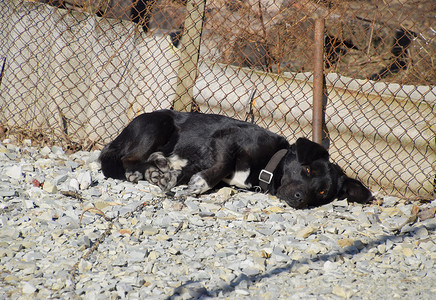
[166,222,435,299]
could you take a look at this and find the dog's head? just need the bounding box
[276,138,372,209]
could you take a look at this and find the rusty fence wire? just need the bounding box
[0,0,435,199]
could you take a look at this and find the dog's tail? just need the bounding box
[99,144,126,180]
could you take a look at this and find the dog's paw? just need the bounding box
[148,152,170,173]
[158,169,180,191]
[144,166,163,186]
[145,166,179,192]
[166,170,179,190]
[185,173,210,195]
[173,174,209,199]
[125,170,143,183]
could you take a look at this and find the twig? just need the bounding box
[79,207,111,227]
[367,10,376,56]
[173,221,184,234]
[61,190,83,201]
[257,0,273,72]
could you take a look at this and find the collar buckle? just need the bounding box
[259,169,273,185]
[258,149,288,192]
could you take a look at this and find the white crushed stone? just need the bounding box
[0,140,435,299]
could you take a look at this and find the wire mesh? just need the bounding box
[0,0,435,198]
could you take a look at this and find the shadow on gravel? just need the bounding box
[166,223,435,299]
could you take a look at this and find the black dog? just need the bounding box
[99,109,372,209]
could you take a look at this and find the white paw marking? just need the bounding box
[223,169,251,188]
[187,173,210,195]
[168,155,189,171]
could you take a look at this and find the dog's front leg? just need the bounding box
[176,160,233,197]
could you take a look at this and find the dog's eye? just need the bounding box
[305,167,311,175]
[319,189,326,195]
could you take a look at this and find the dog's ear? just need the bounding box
[338,177,373,204]
[296,138,329,164]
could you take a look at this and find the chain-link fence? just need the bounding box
[1,0,435,199]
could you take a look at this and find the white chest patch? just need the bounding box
[168,155,188,170]
[223,169,251,188]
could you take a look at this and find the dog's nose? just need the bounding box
[294,191,303,200]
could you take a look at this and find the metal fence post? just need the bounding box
[313,17,325,145]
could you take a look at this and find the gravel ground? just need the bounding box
[1,140,435,299]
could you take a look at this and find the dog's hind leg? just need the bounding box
[101,111,178,181]
[99,144,127,180]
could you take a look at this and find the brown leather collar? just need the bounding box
[258,149,288,192]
